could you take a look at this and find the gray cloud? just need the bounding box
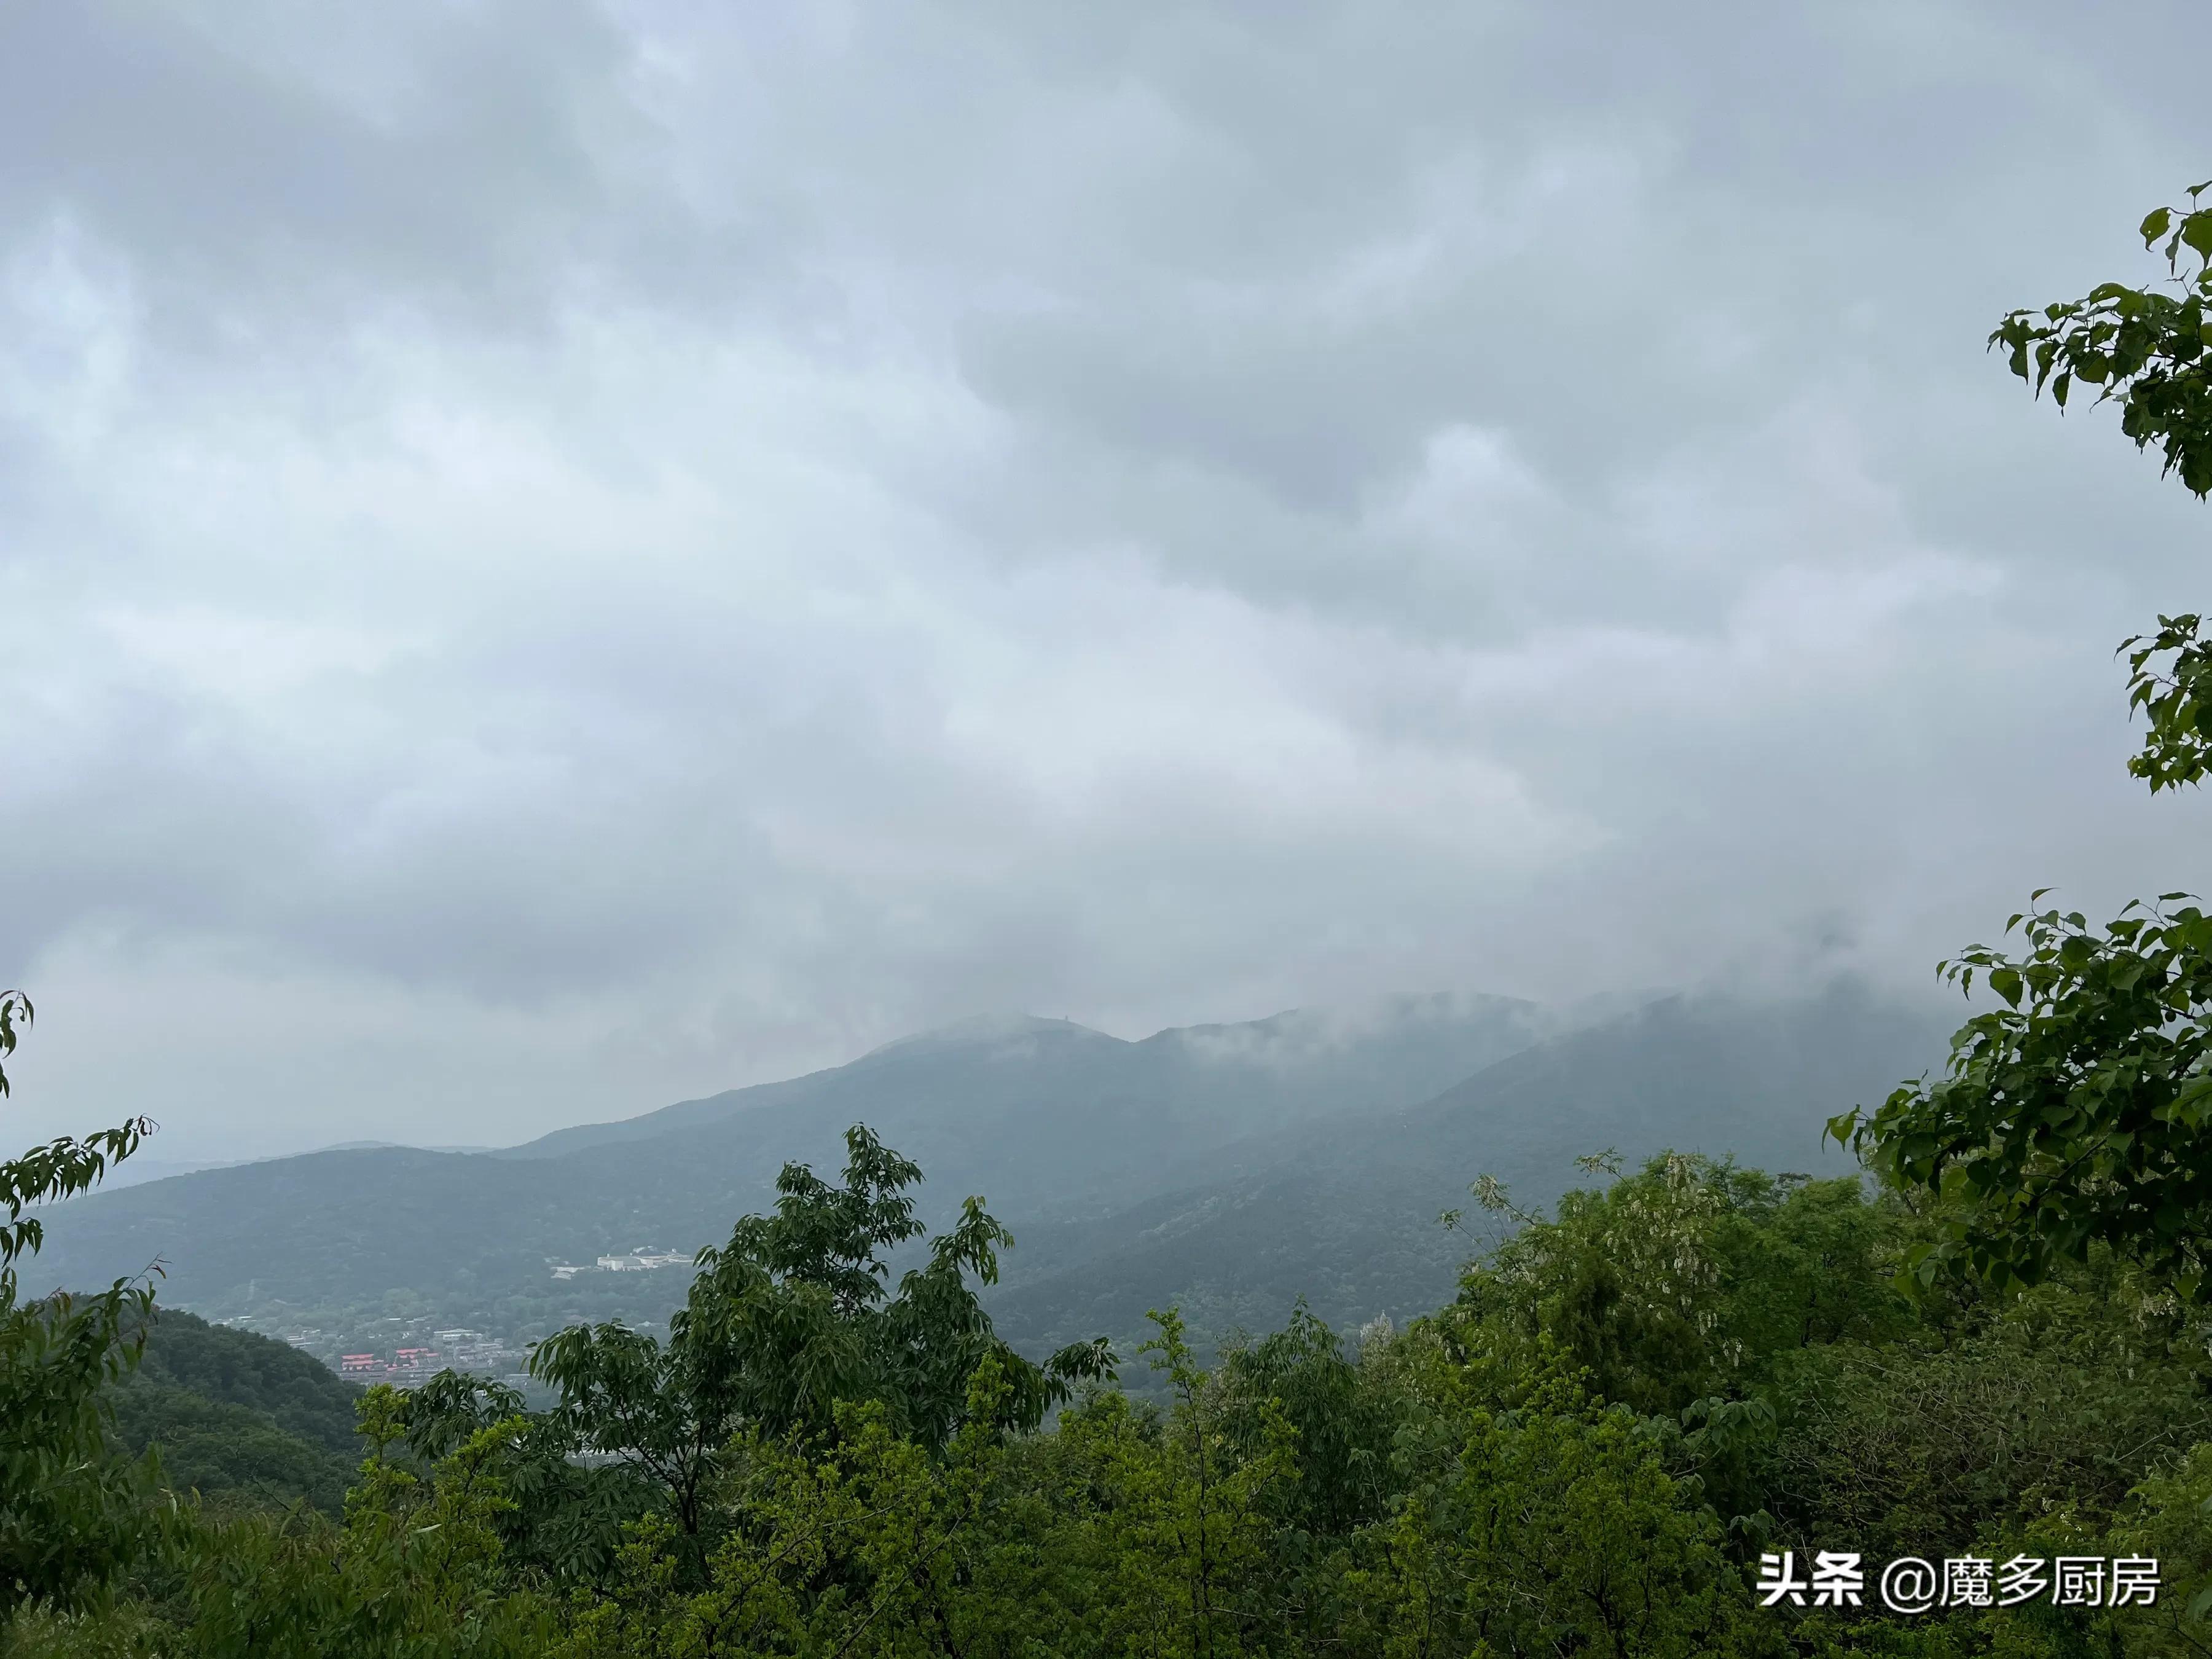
[2,0,2210,1159]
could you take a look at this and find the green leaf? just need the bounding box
[2141,207,2173,246]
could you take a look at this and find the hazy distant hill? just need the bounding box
[54,1140,499,1196]
[29,985,1944,1369]
[28,993,1555,1322]
[500,993,1554,1209]
[982,984,1945,1359]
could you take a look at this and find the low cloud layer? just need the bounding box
[4,1,2210,1158]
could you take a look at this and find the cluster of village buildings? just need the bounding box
[547,1245,692,1280]
[335,1327,523,1389]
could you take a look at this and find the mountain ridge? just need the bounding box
[982,983,1943,1353]
[28,982,1946,1376]
[498,994,1548,1164]
[29,990,1556,1316]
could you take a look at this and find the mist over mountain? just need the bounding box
[498,991,1555,1215]
[27,983,1945,1373]
[983,983,1943,1355]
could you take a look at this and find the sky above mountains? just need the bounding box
[4,2,2211,1161]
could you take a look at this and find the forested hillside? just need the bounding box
[501,994,1553,1171]
[108,1309,361,1514]
[986,985,1934,1357]
[28,995,1553,1319]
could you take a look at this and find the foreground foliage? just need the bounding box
[1,990,160,1617]
[1840,177,2212,1305]
[10,1145,2212,1658]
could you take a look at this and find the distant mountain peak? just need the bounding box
[857,1012,1124,1064]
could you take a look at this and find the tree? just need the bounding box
[1990,180,2212,788]
[0,989,162,1614]
[1839,179,2212,1301]
[1450,1155,1908,1419]
[168,1387,562,1658]
[1347,1370,1755,1659]
[1990,182,2212,497]
[558,1357,1035,1659]
[1840,898,2212,1298]
[522,1127,1112,1550]
[1214,1303,1400,1540]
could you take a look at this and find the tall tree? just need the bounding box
[522,1126,1112,1546]
[0,990,161,1612]
[1991,179,2212,788]
[1839,179,2212,1301]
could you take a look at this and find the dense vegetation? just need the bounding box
[7,182,2212,1656]
[12,1134,2212,1656]
[105,1310,362,1516]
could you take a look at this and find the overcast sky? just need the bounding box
[5,1,2210,1161]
